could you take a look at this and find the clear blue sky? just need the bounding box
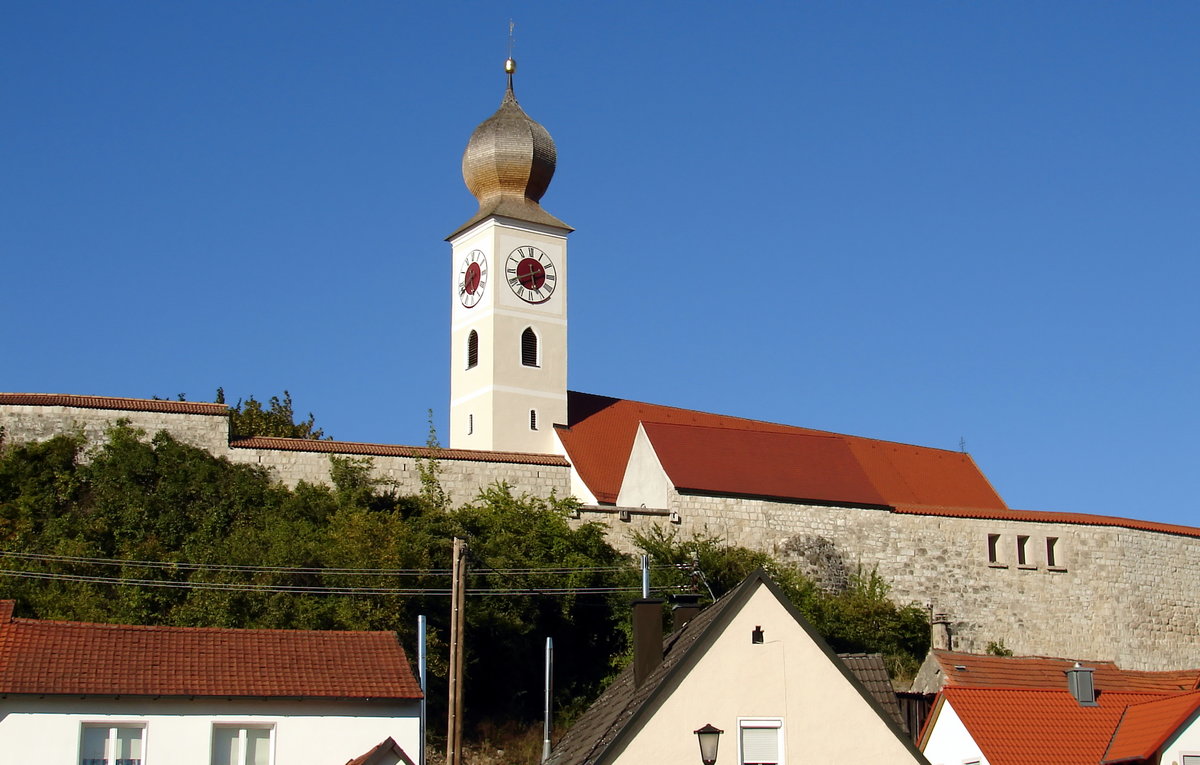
[3,3,1197,526]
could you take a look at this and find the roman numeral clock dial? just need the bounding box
[506,246,557,304]
[458,249,488,308]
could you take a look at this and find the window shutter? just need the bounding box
[740,726,779,764]
[521,328,538,367]
[467,330,478,369]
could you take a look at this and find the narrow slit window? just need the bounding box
[467,330,479,369]
[1046,537,1059,567]
[987,534,1001,564]
[521,327,538,367]
[1017,535,1030,566]
[467,413,474,435]
[530,409,538,431]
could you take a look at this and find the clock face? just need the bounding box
[506,245,557,304]
[458,249,488,308]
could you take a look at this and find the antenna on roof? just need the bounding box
[959,436,967,453]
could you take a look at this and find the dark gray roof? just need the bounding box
[838,652,907,732]
[547,570,927,765]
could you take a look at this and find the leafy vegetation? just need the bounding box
[216,388,326,440]
[0,422,930,740]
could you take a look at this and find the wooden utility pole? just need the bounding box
[446,537,467,765]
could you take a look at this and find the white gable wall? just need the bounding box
[614,424,672,509]
[603,581,924,764]
[920,699,988,765]
[1161,706,1200,765]
[0,697,419,765]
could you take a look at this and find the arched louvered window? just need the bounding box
[530,409,538,431]
[521,327,538,367]
[467,330,479,369]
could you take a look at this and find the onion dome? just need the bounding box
[450,58,572,238]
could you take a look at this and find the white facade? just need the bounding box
[603,581,925,765]
[449,216,569,454]
[0,697,420,765]
[920,700,988,765]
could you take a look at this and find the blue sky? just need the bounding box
[3,2,1197,526]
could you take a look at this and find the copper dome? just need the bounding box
[451,62,571,237]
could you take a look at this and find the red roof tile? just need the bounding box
[894,503,1200,540]
[231,436,569,466]
[939,687,1170,765]
[559,391,1005,509]
[0,392,228,416]
[641,422,887,506]
[931,651,1200,692]
[0,602,421,700]
[1103,692,1200,763]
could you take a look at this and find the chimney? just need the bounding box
[669,593,702,631]
[1066,663,1098,706]
[931,613,952,650]
[632,599,664,687]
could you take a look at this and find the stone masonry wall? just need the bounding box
[580,492,1200,671]
[4,401,1197,670]
[0,403,570,508]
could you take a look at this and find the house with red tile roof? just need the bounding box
[919,683,1200,765]
[0,601,422,765]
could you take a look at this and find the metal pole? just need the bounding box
[418,614,427,765]
[641,554,650,598]
[542,636,553,762]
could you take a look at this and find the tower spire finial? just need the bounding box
[505,20,517,91]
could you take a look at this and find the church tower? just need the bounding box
[448,58,572,454]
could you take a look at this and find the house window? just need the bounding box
[468,413,474,435]
[81,724,143,765]
[1180,756,1200,765]
[212,725,272,765]
[739,719,782,765]
[1046,536,1059,567]
[521,327,539,367]
[530,409,538,431]
[1017,535,1030,566]
[987,534,1001,564]
[467,330,479,369]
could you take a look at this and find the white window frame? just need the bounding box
[737,717,784,765]
[80,722,146,765]
[211,724,275,765]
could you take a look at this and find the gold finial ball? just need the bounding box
[504,57,517,75]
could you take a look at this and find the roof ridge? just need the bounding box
[10,616,398,636]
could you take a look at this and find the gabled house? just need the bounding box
[547,570,927,765]
[0,601,422,765]
[919,682,1200,765]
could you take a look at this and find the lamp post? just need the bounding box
[694,723,723,765]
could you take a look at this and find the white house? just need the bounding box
[0,601,422,765]
[547,570,928,765]
[919,682,1200,765]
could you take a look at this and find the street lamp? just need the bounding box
[694,723,723,765]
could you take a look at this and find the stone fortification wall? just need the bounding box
[0,398,570,508]
[580,493,1200,672]
[4,397,1197,671]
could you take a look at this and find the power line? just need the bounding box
[0,567,678,597]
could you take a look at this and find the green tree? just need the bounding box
[218,388,326,440]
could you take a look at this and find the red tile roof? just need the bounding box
[937,687,1170,765]
[1102,692,1200,763]
[345,736,416,765]
[0,601,421,700]
[930,650,1200,692]
[641,423,887,506]
[559,391,1005,508]
[893,503,1200,540]
[231,436,570,466]
[0,392,228,416]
